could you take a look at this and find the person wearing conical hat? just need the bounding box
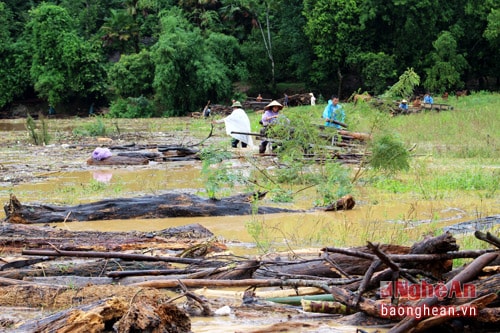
[261,100,283,126]
[259,100,287,153]
[214,100,253,148]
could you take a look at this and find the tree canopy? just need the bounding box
[0,0,498,116]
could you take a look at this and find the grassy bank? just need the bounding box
[238,92,499,252]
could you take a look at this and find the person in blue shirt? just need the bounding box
[423,93,433,104]
[322,95,345,129]
[398,99,409,112]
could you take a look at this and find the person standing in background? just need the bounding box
[283,93,289,108]
[310,93,316,106]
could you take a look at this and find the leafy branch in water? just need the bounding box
[254,110,354,205]
[26,114,51,145]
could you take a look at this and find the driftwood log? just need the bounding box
[3,193,300,224]
[86,155,149,165]
[3,192,355,224]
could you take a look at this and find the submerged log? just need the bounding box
[4,193,301,224]
[86,155,149,165]
[323,195,355,211]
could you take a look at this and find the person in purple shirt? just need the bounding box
[259,100,285,153]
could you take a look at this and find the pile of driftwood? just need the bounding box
[86,126,215,164]
[189,93,315,117]
[390,102,454,116]
[315,126,371,164]
[0,217,498,332]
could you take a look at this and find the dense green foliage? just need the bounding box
[0,0,499,116]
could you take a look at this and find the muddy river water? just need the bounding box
[2,162,497,250]
[1,118,499,332]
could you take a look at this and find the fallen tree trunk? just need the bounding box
[322,232,460,279]
[21,249,212,265]
[4,191,355,224]
[3,193,301,223]
[388,252,499,333]
[0,259,174,280]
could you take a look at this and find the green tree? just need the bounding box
[151,8,239,115]
[273,0,313,84]
[447,0,498,90]
[350,52,397,95]
[107,49,155,98]
[386,68,420,100]
[424,31,468,93]
[484,8,500,45]
[303,0,363,95]
[100,8,140,54]
[220,0,281,89]
[0,2,30,108]
[58,0,117,38]
[26,3,106,107]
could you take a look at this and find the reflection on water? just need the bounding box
[0,163,204,206]
[92,170,113,183]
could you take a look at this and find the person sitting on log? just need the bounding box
[398,99,409,113]
[423,93,434,104]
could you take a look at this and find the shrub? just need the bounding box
[108,96,154,118]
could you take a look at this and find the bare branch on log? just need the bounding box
[322,247,495,262]
[22,249,210,265]
[353,259,382,307]
[475,230,500,249]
